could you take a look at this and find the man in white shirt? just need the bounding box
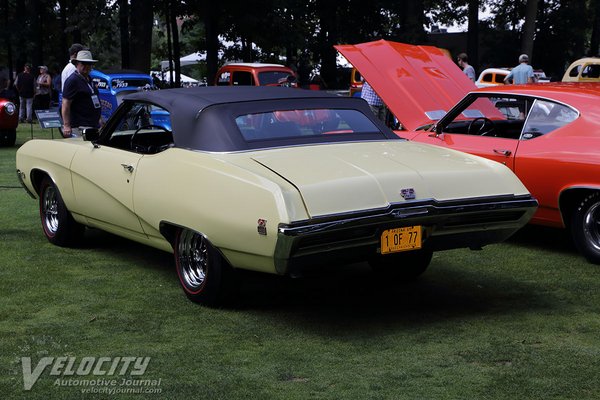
[61,43,86,92]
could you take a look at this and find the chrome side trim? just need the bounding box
[16,169,36,199]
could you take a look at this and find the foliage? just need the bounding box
[1,1,600,96]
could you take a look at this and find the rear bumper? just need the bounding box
[274,194,537,276]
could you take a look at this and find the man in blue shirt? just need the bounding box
[504,54,535,85]
[61,50,102,137]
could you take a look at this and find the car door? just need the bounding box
[408,94,534,171]
[69,102,159,237]
[70,143,145,236]
[412,131,519,170]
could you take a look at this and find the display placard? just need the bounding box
[35,109,62,129]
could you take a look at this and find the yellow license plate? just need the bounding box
[380,226,422,254]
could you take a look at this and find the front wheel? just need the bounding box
[369,249,433,280]
[571,192,600,264]
[39,176,85,246]
[174,229,237,306]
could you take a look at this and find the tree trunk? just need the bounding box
[590,0,600,55]
[58,0,67,67]
[204,2,219,86]
[467,0,479,73]
[129,0,153,72]
[169,0,181,87]
[521,0,538,60]
[400,0,427,44]
[118,0,130,69]
[2,0,13,80]
[316,0,338,89]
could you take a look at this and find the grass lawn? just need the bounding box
[1,125,599,399]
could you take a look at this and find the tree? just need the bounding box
[118,0,130,68]
[467,0,480,72]
[129,0,154,72]
[521,0,538,59]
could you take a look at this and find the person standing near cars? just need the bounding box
[14,63,35,123]
[360,80,385,122]
[34,65,52,110]
[61,50,102,138]
[504,54,535,84]
[457,53,476,82]
[61,43,86,92]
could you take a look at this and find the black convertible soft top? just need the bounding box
[121,86,399,151]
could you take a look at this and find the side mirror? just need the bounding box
[428,124,444,139]
[82,128,100,142]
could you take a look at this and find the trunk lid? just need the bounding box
[250,142,525,218]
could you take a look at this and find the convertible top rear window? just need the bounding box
[235,109,382,141]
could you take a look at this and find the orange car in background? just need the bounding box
[349,68,363,97]
[337,40,600,264]
[215,63,297,87]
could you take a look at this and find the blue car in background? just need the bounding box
[90,70,171,130]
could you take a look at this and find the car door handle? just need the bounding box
[121,164,134,173]
[493,149,512,156]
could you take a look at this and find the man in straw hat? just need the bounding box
[61,50,103,138]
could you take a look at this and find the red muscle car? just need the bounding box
[337,40,600,264]
[0,98,18,146]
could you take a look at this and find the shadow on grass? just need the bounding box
[65,228,554,331]
[80,228,174,276]
[507,224,578,256]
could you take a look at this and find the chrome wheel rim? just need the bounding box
[583,201,600,252]
[178,230,208,291]
[42,185,59,235]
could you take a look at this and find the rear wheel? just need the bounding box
[571,192,600,264]
[39,176,85,246]
[174,229,237,306]
[369,249,433,280]
[0,129,16,146]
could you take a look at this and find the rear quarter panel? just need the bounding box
[132,148,309,274]
[513,125,600,227]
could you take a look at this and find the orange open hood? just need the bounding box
[335,40,477,131]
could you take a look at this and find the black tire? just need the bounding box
[571,192,600,264]
[0,129,16,147]
[174,229,237,306]
[39,177,85,246]
[369,249,433,280]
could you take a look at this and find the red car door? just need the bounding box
[405,131,519,170]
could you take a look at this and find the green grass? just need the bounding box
[1,125,599,399]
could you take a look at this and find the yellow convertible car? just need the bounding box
[16,87,537,305]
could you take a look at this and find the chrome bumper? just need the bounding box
[274,194,537,276]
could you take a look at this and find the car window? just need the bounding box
[482,73,493,83]
[217,71,231,86]
[234,109,382,141]
[581,64,600,78]
[442,95,531,139]
[569,65,581,78]
[521,99,578,139]
[93,77,109,90]
[104,102,173,154]
[232,71,254,86]
[111,78,152,89]
[257,71,294,86]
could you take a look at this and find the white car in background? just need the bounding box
[476,67,550,88]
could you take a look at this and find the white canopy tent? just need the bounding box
[152,71,199,84]
[160,52,206,71]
